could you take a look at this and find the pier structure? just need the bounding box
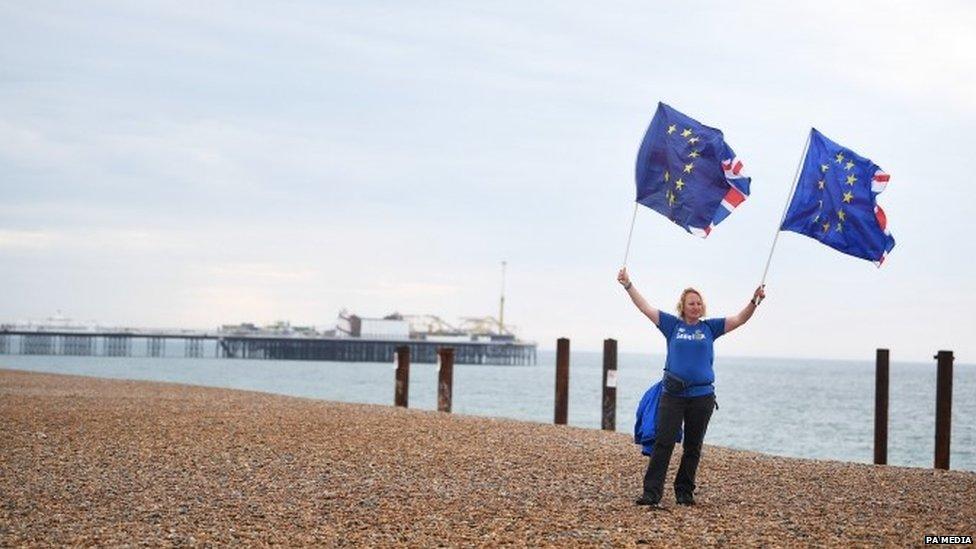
[218,336,534,365]
[0,329,536,366]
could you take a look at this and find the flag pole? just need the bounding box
[759,130,812,288]
[622,202,639,268]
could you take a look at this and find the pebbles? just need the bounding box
[2,369,974,547]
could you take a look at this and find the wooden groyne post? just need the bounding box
[602,338,617,431]
[395,345,410,408]
[874,348,889,465]
[438,347,454,413]
[554,338,569,425]
[934,350,953,470]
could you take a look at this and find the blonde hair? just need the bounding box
[676,288,706,320]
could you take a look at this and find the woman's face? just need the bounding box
[682,292,704,322]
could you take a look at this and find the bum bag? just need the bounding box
[662,370,712,394]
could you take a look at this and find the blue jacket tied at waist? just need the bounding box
[634,380,683,456]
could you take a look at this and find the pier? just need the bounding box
[0,329,536,366]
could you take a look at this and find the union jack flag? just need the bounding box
[635,102,751,237]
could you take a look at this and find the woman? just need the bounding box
[618,267,765,507]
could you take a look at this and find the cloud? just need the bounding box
[0,228,188,252]
[366,281,460,298]
[199,262,318,283]
[786,1,976,118]
[0,229,58,250]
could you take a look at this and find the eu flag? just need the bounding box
[781,129,895,265]
[635,102,751,237]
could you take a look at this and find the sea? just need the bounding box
[2,349,973,472]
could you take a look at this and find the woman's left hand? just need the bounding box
[753,285,766,305]
[617,268,631,287]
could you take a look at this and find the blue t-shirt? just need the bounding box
[657,311,725,397]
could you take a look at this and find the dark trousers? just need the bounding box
[642,392,715,501]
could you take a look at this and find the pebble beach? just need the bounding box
[2,368,973,547]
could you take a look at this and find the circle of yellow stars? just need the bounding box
[662,124,702,209]
[813,151,858,235]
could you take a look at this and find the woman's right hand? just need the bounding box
[617,268,630,287]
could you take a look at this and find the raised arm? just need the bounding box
[725,285,766,333]
[617,268,660,326]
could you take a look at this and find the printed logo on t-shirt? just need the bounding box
[676,327,705,341]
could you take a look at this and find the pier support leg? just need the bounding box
[185,339,203,358]
[438,347,454,413]
[602,339,617,431]
[395,346,410,408]
[148,337,165,358]
[554,338,569,425]
[874,348,889,465]
[934,350,953,470]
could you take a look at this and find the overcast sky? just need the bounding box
[2,1,974,363]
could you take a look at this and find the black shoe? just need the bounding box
[635,493,661,506]
[675,492,695,506]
